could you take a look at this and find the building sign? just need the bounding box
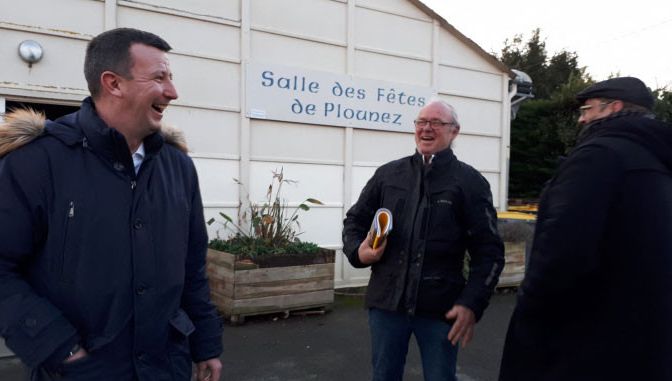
[246,62,436,132]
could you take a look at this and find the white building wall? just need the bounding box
[0,0,511,290]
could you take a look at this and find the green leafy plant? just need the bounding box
[207,168,323,260]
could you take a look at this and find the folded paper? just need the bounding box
[370,208,393,249]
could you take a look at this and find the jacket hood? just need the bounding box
[580,112,672,171]
[0,106,189,158]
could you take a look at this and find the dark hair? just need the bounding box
[84,28,172,98]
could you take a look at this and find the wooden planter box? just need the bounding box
[498,241,526,287]
[206,248,335,324]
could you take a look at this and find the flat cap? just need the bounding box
[576,77,654,110]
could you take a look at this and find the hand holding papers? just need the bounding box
[370,208,393,249]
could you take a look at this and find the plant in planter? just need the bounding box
[205,169,335,324]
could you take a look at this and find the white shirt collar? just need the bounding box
[132,143,145,174]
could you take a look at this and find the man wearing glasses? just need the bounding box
[343,100,504,381]
[500,77,672,380]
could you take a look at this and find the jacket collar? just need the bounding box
[0,97,188,159]
[413,146,456,168]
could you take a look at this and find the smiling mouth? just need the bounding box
[152,104,168,114]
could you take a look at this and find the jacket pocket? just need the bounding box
[169,309,196,337]
[168,309,194,380]
[415,276,464,315]
[426,193,461,242]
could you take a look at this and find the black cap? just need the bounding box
[576,77,654,110]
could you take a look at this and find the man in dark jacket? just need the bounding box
[343,100,504,381]
[500,77,672,380]
[0,28,222,380]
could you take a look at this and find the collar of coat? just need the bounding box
[0,97,188,158]
[413,146,456,168]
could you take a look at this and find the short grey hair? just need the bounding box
[427,98,460,128]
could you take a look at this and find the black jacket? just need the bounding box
[343,148,504,320]
[0,99,222,379]
[500,113,672,380]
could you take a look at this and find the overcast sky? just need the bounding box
[421,0,672,90]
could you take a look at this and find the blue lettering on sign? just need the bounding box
[291,98,316,115]
[376,88,426,106]
[323,102,402,126]
[332,82,366,99]
[261,70,320,93]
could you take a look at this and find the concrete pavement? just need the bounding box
[0,291,517,380]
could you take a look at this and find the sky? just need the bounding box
[421,0,672,90]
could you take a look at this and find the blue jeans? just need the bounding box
[369,308,458,381]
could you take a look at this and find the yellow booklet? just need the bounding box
[370,208,393,249]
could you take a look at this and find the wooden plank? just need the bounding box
[234,278,334,299]
[230,290,334,315]
[498,273,524,287]
[207,249,235,269]
[498,241,526,287]
[234,263,334,284]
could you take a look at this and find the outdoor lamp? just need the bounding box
[18,40,44,68]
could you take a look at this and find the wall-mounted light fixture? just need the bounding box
[18,40,44,68]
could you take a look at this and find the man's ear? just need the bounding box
[100,71,123,97]
[611,100,625,112]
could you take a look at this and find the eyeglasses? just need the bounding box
[579,101,614,116]
[414,119,457,128]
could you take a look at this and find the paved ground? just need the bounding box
[0,290,516,380]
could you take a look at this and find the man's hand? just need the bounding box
[357,232,387,265]
[196,358,222,381]
[445,305,476,348]
[63,346,88,364]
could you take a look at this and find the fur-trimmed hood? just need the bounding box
[0,107,188,158]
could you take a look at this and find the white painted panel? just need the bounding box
[1,0,103,37]
[438,28,500,73]
[193,158,239,205]
[356,0,431,20]
[350,165,378,206]
[132,0,240,21]
[117,7,240,60]
[355,7,432,59]
[438,65,503,101]
[249,161,343,205]
[452,135,501,173]
[354,50,431,86]
[204,207,241,241]
[169,55,240,110]
[0,31,88,92]
[164,107,239,157]
[482,172,501,209]
[250,120,344,163]
[251,0,346,44]
[294,207,343,247]
[335,251,372,288]
[250,31,346,73]
[439,95,502,137]
[352,128,415,165]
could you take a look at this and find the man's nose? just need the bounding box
[164,79,178,100]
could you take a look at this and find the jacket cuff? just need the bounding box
[189,316,223,362]
[3,298,78,368]
[345,240,368,268]
[454,296,486,322]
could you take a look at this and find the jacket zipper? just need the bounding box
[60,201,75,280]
